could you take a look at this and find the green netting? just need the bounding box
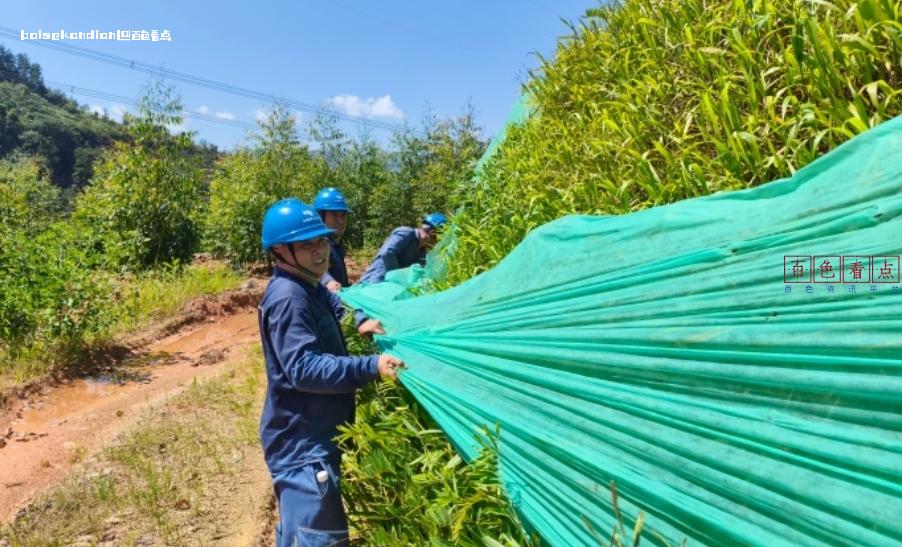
[340,116,902,546]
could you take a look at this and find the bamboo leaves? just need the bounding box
[445,0,902,287]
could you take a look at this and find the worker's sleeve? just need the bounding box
[321,272,336,286]
[267,298,378,393]
[354,309,369,329]
[381,231,405,272]
[326,288,347,321]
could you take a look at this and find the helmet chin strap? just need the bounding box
[277,243,322,284]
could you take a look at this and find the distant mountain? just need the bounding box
[0,45,128,189]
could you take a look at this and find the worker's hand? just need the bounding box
[325,280,342,293]
[377,354,404,381]
[357,319,385,337]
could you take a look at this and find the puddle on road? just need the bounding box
[1,314,260,432]
[0,308,261,522]
[57,352,180,403]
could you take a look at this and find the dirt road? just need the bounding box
[0,290,262,524]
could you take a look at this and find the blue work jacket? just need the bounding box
[258,268,379,474]
[321,237,350,288]
[355,227,427,326]
[358,227,425,285]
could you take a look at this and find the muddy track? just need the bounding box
[0,285,265,524]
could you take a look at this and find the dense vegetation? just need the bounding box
[337,329,538,545]
[445,0,902,285]
[0,46,485,385]
[205,104,484,263]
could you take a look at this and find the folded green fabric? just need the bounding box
[341,116,902,546]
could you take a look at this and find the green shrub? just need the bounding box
[0,156,62,232]
[0,157,111,370]
[338,321,535,545]
[0,220,113,378]
[72,81,206,271]
[340,384,536,546]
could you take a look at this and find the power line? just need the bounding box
[56,82,261,131]
[0,66,260,130]
[0,26,402,132]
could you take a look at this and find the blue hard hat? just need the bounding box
[313,187,351,212]
[422,213,448,229]
[261,198,335,250]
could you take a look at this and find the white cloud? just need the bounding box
[88,104,105,116]
[109,103,129,123]
[196,105,210,115]
[326,94,404,120]
[293,110,305,124]
[215,111,235,120]
[254,109,268,122]
[167,118,189,134]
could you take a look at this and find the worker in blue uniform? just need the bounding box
[313,187,351,293]
[355,213,448,335]
[257,198,403,547]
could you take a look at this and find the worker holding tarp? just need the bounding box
[355,213,448,334]
[358,213,448,285]
[256,198,404,547]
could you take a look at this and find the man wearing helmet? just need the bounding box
[312,187,351,293]
[355,212,448,335]
[258,198,403,547]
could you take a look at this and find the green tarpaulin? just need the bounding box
[341,116,902,546]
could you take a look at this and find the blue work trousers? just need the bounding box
[273,459,349,547]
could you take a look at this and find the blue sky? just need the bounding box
[2,1,595,150]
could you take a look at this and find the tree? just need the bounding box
[72,79,206,270]
[334,129,392,247]
[371,103,485,242]
[0,156,62,234]
[205,102,320,264]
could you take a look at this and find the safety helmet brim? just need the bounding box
[275,226,336,245]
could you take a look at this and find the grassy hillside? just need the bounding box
[446,0,901,284]
[0,43,128,189]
